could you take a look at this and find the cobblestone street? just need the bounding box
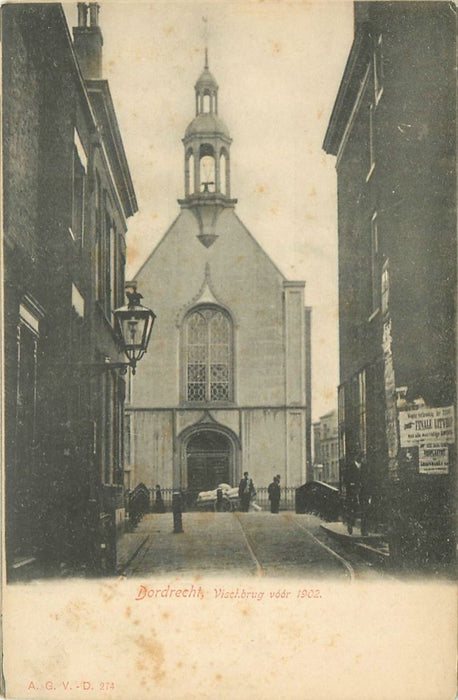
[119,512,387,580]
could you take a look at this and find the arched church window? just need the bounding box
[185,307,233,402]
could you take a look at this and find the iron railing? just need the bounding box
[254,486,296,511]
[150,487,174,511]
[127,482,151,527]
[149,486,297,511]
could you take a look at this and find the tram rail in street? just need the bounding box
[118,511,382,579]
[234,512,356,581]
[234,513,264,576]
[284,514,355,581]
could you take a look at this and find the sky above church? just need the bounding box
[65,1,354,422]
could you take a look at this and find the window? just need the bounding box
[67,285,85,423]
[381,259,390,316]
[338,385,346,461]
[366,102,375,180]
[118,249,126,312]
[104,373,113,483]
[371,212,380,312]
[112,376,125,485]
[358,370,367,456]
[185,307,233,402]
[100,372,124,484]
[70,129,87,244]
[95,179,119,320]
[103,211,112,315]
[95,174,103,303]
[110,223,118,314]
[16,302,41,479]
[374,34,383,102]
[124,413,131,466]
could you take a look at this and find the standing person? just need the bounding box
[344,455,361,535]
[238,472,255,512]
[268,475,281,513]
[155,484,166,513]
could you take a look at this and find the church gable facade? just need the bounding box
[127,57,311,499]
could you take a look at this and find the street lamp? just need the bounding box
[112,287,156,375]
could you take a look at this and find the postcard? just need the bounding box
[2,2,456,699]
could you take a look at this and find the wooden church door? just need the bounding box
[186,430,231,499]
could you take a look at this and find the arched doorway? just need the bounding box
[186,430,232,498]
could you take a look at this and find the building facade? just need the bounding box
[127,58,312,500]
[323,2,456,567]
[3,3,137,577]
[313,410,339,487]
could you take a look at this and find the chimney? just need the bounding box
[353,2,371,32]
[73,3,103,79]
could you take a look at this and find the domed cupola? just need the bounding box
[178,51,237,248]
[195,56,218,95]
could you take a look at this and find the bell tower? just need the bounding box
[178,52,237,248]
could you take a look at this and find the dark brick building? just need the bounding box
[3,3,137,577]
[323,2,456,569]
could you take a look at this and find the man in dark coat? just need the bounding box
[155,484,166,513]
[238,472,255,512]
[344,456,361,534]
[268,475,281,513]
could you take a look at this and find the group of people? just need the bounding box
[238,472,282,513]
[155,473,284,514]
[237,472,256,512]
[155,456,373,528]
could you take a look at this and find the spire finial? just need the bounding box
[202,16,209,68]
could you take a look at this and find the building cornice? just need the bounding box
[283,280,306,289]
[85,80,138,218]
[126,405,308,412]
[323,28,371,156]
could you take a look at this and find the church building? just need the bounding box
[126,55,311,501]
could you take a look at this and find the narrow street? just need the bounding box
[120,511,387,580]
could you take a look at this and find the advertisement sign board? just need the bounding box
[418,446,449,475]
[399,406,455,448]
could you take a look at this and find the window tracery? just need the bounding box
[185,307,232,402]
